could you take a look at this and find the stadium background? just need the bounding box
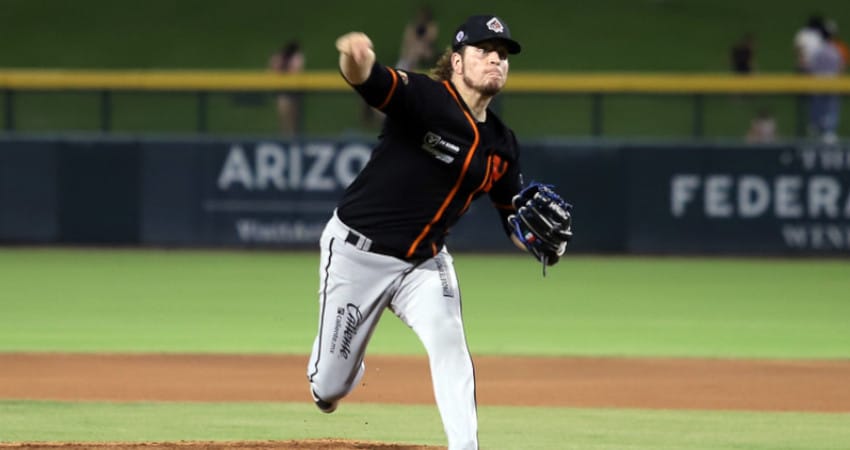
[1,1,850,449]
[2,0,850,137]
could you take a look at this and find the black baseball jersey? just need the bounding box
[337,62,522,261]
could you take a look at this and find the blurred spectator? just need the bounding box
[825,19,850,67]
[808,25,845,144]
[730,33,756,74]
[396,6,439,71]
[268,40,305,136]
[362,6,439,128]
[746,108,777,143]
[794,15,825,72]
[362,6,439,130]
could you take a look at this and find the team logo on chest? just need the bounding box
[421,132,461,164]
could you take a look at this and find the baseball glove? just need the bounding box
[507,182,573,275]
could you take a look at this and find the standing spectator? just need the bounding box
[808,25,845,143]
[825,19,850,68]
[396,5,439,71]
[794,15,825,72]
[362,6,439,129]
[268,40,305,136]
[730,33,756,74]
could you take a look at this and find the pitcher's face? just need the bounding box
[456,40,510,97]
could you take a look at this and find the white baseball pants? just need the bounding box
[307,211,478,450]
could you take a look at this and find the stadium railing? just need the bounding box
[1,70,849,137]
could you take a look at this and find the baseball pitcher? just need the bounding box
[306,15,573,450]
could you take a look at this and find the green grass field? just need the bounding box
[1,248,849,448]
[2,249,849,357]
[3,401,850,450]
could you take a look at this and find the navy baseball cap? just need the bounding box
[452,15,521,54]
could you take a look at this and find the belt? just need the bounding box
[344,230,402,259]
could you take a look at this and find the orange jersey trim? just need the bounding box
[458,152,493,216]
[377,67,399,110]
[460,151,510,216]
[405,81,480,258]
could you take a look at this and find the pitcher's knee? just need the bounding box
[309,376,352,403]
[421,317,467,350]
[308,360,365,402]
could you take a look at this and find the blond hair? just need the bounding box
[430,46,457,81]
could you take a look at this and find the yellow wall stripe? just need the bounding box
[0,70,848,93]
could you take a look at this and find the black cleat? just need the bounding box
[311,389,338,414]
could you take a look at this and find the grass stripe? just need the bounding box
[1,249,849,358]
[2,400,849,450]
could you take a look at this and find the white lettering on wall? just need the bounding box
[216,142,371,191]
[255,142,286,189]
[335,144,372,187]
[671,146,850,251]
[705,175,733,218]
[235,219,325,243]
[303,144,336,191]
[808,176,841,218]
[775,176,804,218]
[289,145,302,189]
[670,174,850,219]
[671,174,700,217]
[737,175,770,218]
[782,225,850,249]
[798,148,850,171]
[217,145,253,190]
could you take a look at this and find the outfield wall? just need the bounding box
[1,136,848,254]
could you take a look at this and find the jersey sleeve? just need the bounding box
[351,62,400,110]
[351,62,428,117]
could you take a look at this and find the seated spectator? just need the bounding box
[746,108,777,143]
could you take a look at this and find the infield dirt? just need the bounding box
[2,353,849,449]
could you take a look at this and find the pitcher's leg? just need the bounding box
[307,233,388,406]
[307,279,378,404]
[391,253,478,450]
[424,312,477,450]
[307,215,417,410]
[308,328,366,410]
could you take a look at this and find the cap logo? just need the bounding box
[455,30,465,44]
[486,17,504,33]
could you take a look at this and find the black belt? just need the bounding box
[344,230,403,259]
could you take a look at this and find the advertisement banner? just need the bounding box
[139,139,627,252]
[3,136,847,255]
[141,139,373,247]
[625,143,850,254]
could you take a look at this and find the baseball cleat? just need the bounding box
[311,389,338,414]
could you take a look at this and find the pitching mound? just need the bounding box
[0,440,443,449]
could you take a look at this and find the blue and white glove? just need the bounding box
[507,182,573,275]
